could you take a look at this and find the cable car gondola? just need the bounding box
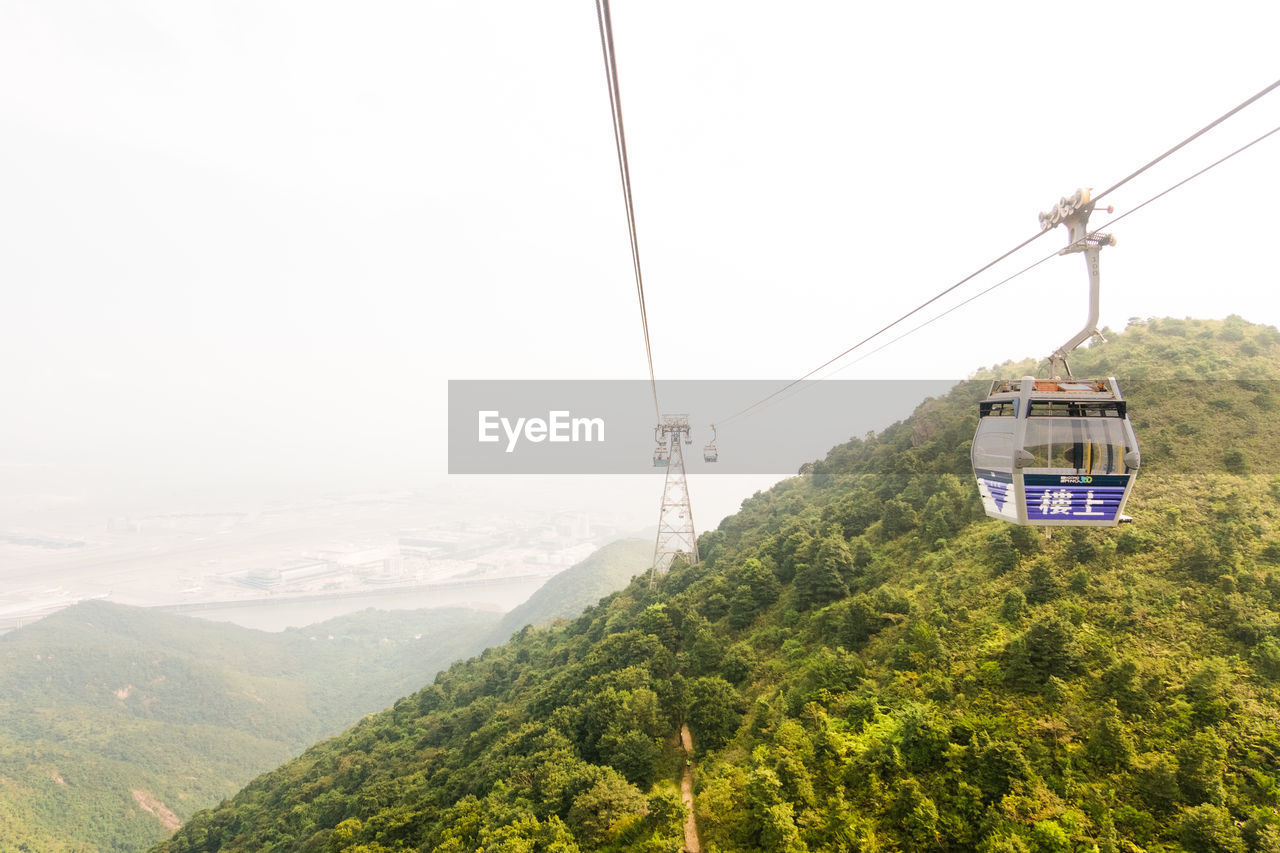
[653,424,670,467]
[971,188,1140,526]
[703,425,718,463]
[973,376,1139,526]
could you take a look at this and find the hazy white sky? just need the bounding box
[2,1,1278,514]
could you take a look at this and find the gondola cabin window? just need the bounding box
[979,400,1018,417]
[1024,402,1129,475]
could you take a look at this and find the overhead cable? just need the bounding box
[825,120,1280,374]
[595,0,660,420]
[1093,77,1280,203]
[716,77,1280,427]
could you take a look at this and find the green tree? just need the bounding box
[827,488,882,539]
[1006,613,1079,688]
[685,621,725,676]
[817,531,858,587]
[968,732,1031,802]
[987,528,1020,576]
[1086,711,1134,770]
[1008,524,1041,555]
[329,818,363,850]
[1181,540,1224,582]
[895,701,950,770]
[888,778,940,849]
[728,584,760,630]
[702,592,729,621]
[851,538,873,569]
[1032,819,1070,853]
[1133,751,1181,812]
[566,771,647,848]
[721,644,755,685]
[635,604,677,649]
[979,833,1031,853]
[1223,448,1250,475]
[482,813,582,852]
[1254,637,1280,680]
[1001,589,1026,622]
[727,559,782,628]
[839,594,885,648]
[881,499,919,537]
[1066,527,1098,565]
[744,766,808,853]
[1242,817,1280,853]
[1186,658,1234,725]
[608,729,661,789]
[1179,803,1245,853]
[795,559,848,610]
[686,677,742,751]
[1025,558,1062,605]
[1178,729,1229,806]
[1100,659,1148,714]
[922,494,958,542]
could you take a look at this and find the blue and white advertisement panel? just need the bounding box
[1022,474,1129,523]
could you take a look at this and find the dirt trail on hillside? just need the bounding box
[679,724,701,853]
[132,789,181,831]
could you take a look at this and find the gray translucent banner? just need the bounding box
[448,380,958,474]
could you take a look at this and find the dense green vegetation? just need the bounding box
[155,317,1280,852]
[0,602,498,852]
[492,539,652,642]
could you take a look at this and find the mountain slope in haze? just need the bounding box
[492,538,653,642]
[0,602,499,853]
[155,317,1280,853]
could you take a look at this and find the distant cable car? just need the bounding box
[972,188,1139,526]
[972,376,1140,526]
[703,425,719,463]
[653,425,670,467]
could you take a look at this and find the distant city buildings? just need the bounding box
[229,516,612,595]
[240,561,339,591]
[2,496,631,632]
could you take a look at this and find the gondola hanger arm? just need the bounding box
[1040,189,1117,379]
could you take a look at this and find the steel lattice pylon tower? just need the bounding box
[651,415,697,583]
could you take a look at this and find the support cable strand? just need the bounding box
[595,0,660,419]
[716,78,1280,427]
[820,122,1280,379]
[716,229,1048,426]
[1093,77,1280,203]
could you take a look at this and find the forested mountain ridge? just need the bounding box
[491,538,652,643]
[0,602,498,852]
[155,317,1280,853]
